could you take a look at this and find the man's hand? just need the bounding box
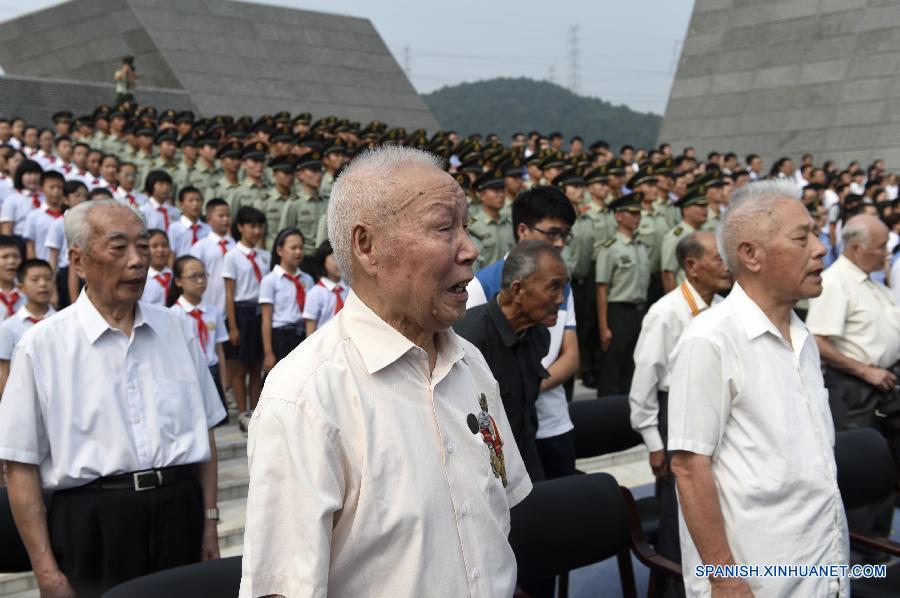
[710,577,753,597]
[201,520,220,561]
[600,327,613,352]
[263,352,276,372]
[860,365,897,391]
[35,568,76,598]
[649,450,669,479]
[229,328,241,347]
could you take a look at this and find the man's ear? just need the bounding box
[736,241,762,273]
[69,247,85,279]
[351,222,378,278]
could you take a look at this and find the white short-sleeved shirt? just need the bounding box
[258,264,313,328]
[806,255,900,369]
[0,174,14,202]
[534,290,576,439]
[0,305,56,360]
[0,291,226,490]
[222,243,271,303]
[892,256,900,305]
[168,215,211,258]
[0,288,27,324]
[239,291,531,598]
[44,217,69,269]
[139,198,181,232]
[668,283,849,598]
[629,281,721,452]
[170,296,227,367]
[302,277,348,328]
[114,187,148,208]
[1,191,43,236]
[141,266,173,306]
[23,205,62,261]
[189,232,235,312]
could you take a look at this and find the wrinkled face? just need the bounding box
[850,224,889,274]
[0,246,21,284]
[688,234,732,294]
[72,206,151,306]
[20,265,53,304]
[377,165,478,332]
[515,252,567,328]
[756,199,826,301]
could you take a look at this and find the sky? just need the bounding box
[0,0,695,115]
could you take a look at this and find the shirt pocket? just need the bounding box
[154,379,197,440]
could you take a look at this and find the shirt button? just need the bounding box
[472,568,481,580]
[460,505,468,517]
[446,443,454,454]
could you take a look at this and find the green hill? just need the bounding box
[422,77,661,149]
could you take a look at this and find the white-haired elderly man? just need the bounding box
[0,199,225,598]
[240,146,532,598]
[667,181,849,597]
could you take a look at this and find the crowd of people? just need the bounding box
[0,100,896,597]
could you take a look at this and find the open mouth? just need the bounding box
[447,279,471,295]
[807,268,823,279]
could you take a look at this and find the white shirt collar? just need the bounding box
[272,264,286,277]
[14,304,55,321]
[179,215,197,228]
[833,254,869,284]
[317,277,343,291]
[147,266,171,279]
[75,290,157,344]
[176,295,205,313]
[236,242,255,256]
[149,197,163,210]
[727,282,808,350]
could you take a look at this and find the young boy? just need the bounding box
[168,185,211,257]
[23,170,65,260]
[0,236,24,323]
[0,258,54,394]
[189,198,234,312]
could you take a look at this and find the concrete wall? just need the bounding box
[659,0,900,169]
[0,74,191,127]
[0,0,440,130]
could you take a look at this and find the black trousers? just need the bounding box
[49,476,203,597]
[535,430,576,480]
[597,302,645,397]
[571,276,600,377]
[56,266,71,309]
[209,364,229,425]
[655,391,685,598]
[272,326,305,361]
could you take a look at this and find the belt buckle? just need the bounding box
[133,470,163,492]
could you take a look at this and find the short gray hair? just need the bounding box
[716,179,801,271]
[327,146,444,285]
[675,232,709,270]
[64,198,144,251]
[501,240,562,290]
[841,215,872,248]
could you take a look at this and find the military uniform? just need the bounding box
[230,142,271,213]
[660,222,695,286]
[701,206,721,232]
[469,168,515,271]
[279,185,327,254]
[260,156,298,248]
[595,194,651,397]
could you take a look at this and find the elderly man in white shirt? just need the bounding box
[240,146,532,598]
[668,181,849,598]
[629,230,731,582]
[0,199,225,598]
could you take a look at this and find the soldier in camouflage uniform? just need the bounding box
[468,168,515,271]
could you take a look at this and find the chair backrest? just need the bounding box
[0,487,32,573]
[569,396,643,460]
[834,428,898,510]
[102,556,242,598]
[509,472,631,581]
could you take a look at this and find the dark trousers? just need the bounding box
[572,276,600,377]
[597,302,644,397]
[824,367,895,559]
[49,477,203,598]
[655,391,685,598]
[535,430,576,480]
[56,266,71,309]
[209,364,229,425]
[519,438,546,483]
[272,325,305,361]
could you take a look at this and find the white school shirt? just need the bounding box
[0,291,226,490]
[806,255,900,369]
[258,264,313,328]
[23,204,63,261]
[667,283,849,598]
[892,257,900,305]
[114,187,149,208]
[170,296,227,367]
[239,291,531,598]
[0,288,27,324]
[139,198,181,232]
[0,173,14,202]
[0,305,56,360]
[301,276,348,328]
[141,266,173,306]
[34,150,60,172]
[222,243,270,303]
[0,190,43,236]
[83,173,109,191]
[629,281,721,452]
[168,215,211,257]
[189,231,235,312]
[44,217,69,269]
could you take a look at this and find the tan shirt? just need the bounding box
[806,255,900,368]
[240,291,532,598]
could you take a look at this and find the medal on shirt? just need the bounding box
[471,393,507,487]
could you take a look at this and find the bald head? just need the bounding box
[842,214,889,274]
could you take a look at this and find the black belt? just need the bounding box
[609,301,646,311]
[71,465,195,493]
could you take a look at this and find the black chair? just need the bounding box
[102,556,242,597]
[834,428,900,598]
[620,486,683,597]
[1,486,36,573]
[569,396,661,545]
[509,472,637,598]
